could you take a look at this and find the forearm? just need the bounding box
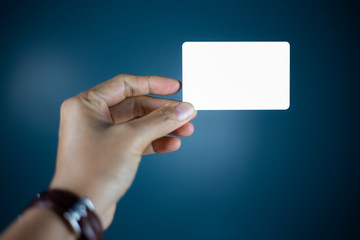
[0,207,76,240]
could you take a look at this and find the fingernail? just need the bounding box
[175,102,195,121]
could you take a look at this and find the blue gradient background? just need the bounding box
[0,0,359,239]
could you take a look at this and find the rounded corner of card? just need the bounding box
[182,41,190,49]
[282,41,290,50]
[283,102,290,110]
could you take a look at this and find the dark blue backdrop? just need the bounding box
[1,0,359,239]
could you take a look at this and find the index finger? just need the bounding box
[90,74,181,107]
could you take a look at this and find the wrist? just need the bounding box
[49,179,114,228]
[26,189,103,240]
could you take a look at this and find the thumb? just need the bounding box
[128,102,196,147]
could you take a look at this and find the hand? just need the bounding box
[50,74,196,229]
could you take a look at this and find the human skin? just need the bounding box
[0,74,196,240]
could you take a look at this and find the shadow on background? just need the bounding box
[0,0,359,239]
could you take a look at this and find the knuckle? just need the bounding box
[82,90,109,112]
[122,78,134,98]
[60,97,83,122]
[83,90,101,102]
[157,107,175,123]
[60,97,79,113]
[121,74,150,96]
[117,73,133,79]
[143,75,151,93]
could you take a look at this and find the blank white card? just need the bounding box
[182,42,290,110]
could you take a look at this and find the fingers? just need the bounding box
[128,102,196,148]
[110,96,180,123]
[142,123,194,155]
[169,122,194,137]
[89,74,181,107]
[110,97,197,134]
[141,123,194,155]
[142,136,181,155]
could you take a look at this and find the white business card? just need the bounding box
[182,41,290,110]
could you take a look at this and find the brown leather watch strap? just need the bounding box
[79,209,103,240]
[27,189,103,240]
